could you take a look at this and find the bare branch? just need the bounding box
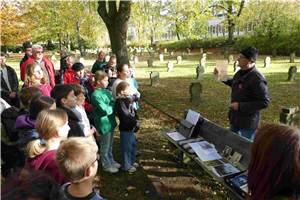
[237,0,245,17]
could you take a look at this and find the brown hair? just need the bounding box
[116,81,130,97]
[93,71,108,85]
[26,109,68,158]
[56,137,98,182]
[69,83,85,96]
[25,62,48,85]
[248,124,300,199]
[19,87,42,109]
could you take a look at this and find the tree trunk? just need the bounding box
[98,1,131,65]
[175,23,181,41]
[76,21,83,56]
[227,2,235,44]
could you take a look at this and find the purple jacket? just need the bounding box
[15,114,38,148]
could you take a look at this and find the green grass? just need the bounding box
[134,54,300,127]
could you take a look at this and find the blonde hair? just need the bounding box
[56,137,98,182]
[93,71,107,85]
[26,62,48,85]
[26,109,68,158]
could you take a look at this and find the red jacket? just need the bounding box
[20,56,56,88]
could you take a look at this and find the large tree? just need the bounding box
[97,0,131,64]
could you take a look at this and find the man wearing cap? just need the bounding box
[214,47,269,141]
[20,44,56,88]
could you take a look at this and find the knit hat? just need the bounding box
[240,47,258,62]
[72,62,84,71]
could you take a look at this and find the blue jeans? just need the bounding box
[100,131,116,169]
[230,126,256,141]
[120,131,136,170]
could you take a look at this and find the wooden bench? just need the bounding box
[162,110,251,199]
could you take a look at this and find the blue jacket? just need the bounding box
[223,66,269,129]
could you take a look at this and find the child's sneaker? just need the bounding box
[127,166,137,173]
[133,162,139,168]
[103,167,119,173]
[112,162,121,169]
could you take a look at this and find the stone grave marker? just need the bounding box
[196,65,205,80]
[287,66,297,81]
[164,48,168,54]
[290,52,296,63]
[233,60,239,72]
[150,71,159,86]
[189,81,202,105]
[147,58,154,67]
[167,61,174,72]
[159,53,164,62]
[200,48,203,55]
[228,54,234,64]
[133,55,139,64]
[176,56,182,64]
[199,53,207,68]
[186,48,191,55]
[264,56,271,68]
[280,107,299,126]
[170,51,174,56]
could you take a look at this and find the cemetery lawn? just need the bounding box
[5,52,299,199]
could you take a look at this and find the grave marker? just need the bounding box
[167,61,174,72]
[189,81,202,105]
[196,65,205,80]
[147,58,154,67]
[280,107,299,126]
[290,52,295,63]
[176,56,182,64]
[150,71,159,86]
[264,56,271,68]
[159,53,164,62]
[287,66,297,81]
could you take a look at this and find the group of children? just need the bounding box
[1,49,141,199]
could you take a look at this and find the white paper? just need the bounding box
[186,110,200,126]
[166,131,186,141]
[189,141,222,161]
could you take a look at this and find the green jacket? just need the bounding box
[91,88,117,135]
[91,60,107,74]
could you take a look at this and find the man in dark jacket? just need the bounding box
[215,47,269,141]
[1,53,20,107]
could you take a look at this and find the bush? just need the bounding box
[157,34,300,56]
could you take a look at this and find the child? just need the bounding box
[91,71,120,173]
[61,55,74,84]
[112,64,140,105]
[51,84,85,137]
[56,137,105,200]
[115,81,140,173]
[26,109,69,184]
[69,83,96,137]
[25,62,52,96]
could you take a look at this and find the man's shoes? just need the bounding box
[103,167,119,173]
[112,162,121,169]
